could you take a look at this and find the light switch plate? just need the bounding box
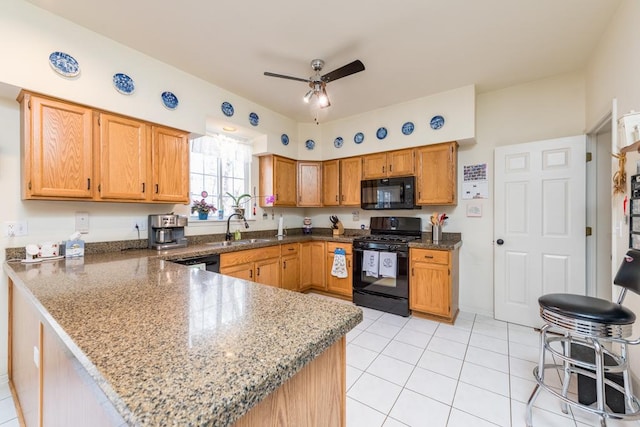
[75,212,89,233]
[33,346,39,368]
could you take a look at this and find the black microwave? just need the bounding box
[361,176,419,210]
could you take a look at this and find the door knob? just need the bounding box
[496,239,504,245]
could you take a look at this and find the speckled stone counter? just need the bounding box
[4,251,362,426]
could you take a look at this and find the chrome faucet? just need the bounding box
[225,212,249,241]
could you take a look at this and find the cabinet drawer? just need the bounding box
[221,246,280,267]
[280,243,299,255]
[326,242,352,255]
[410,248,449,265]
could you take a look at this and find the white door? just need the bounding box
[494,135,586,327]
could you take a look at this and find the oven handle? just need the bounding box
[353,248,408,257]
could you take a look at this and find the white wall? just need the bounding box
[586,0,640,375]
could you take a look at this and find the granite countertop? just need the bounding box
[154,234,461,261]
[4,252,362,426]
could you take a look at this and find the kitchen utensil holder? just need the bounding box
[432,225,442,243]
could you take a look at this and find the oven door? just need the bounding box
[353,248,409,298]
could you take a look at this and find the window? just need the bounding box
[190,134,252,219]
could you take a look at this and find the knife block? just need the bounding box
[333,222,344,236]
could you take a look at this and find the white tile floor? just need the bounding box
[1,299,639,427]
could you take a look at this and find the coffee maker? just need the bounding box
[148,214,188,250]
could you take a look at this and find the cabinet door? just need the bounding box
[410,261,451,317]
[220,263,254,281]
[387,148,415,177]
[300,242,326,290]
[297,161,323,207]
[326,252,353,297]
[27,94,93,198]
[255,258,280,287]
[151,126,189,202]
[322,160,340,206]
[275,156,297,206]
[97,113,147,200]
[416,142,457,205]
[281,254,300,291]
[340,157,362,206]
[10,282,41,427]
[362,153,387,179]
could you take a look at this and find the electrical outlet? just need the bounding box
[4,221,28,237]
[352,211,360,221]
[75,212,89,234]
[132,218,147,231]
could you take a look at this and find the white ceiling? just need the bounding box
[25,0,621,124]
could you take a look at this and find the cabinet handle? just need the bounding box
[288,247,294,251]
[87,178,91,190]
[335,195,338,202]
[424,255,434,259]
[155,184,159,194]
[142,183,145,193]
[341,195,345,201]
[419,192,421,199]
[275,194,279,201]
[283,261,287,269]
[249,270,253,278]
[382,166,385,173]
[348,260,351,268]
[389,164,393,172]
[411,267,414,276]
[257,267,261,276]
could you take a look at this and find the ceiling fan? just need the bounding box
[264,59,365,109]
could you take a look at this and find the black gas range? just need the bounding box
[352,217,422,316]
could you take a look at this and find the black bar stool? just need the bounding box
[526,249,640,427]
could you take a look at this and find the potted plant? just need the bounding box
[226,192,252,215]
[191,191,217,220]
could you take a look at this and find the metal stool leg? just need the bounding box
[621,343,637,413]
[526,324,551,426]
[560,332,572,414]
[593,339,607,427]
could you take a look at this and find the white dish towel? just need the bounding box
[379,251,397,278]
[331,248,348,278]
[363,250,379,277]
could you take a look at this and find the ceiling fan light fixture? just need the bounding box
[318,90,330,108]
[303,89,314,103]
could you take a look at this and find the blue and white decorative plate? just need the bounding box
[305,139,315,150]
[113,73,135,95]
[49,51,80,77]
[430,115,445,130]
[354,132,364,144]
[334,137,344,148]
[221,101,234,117]
[281,134,289,146]
[376,127,388,140]
[249,112,259,126]
[161,91,178,110]
[402,122,415,135]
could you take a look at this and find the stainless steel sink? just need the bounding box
[245,238,271,243]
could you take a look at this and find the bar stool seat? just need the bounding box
[526,250,640,427]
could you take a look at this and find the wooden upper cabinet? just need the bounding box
[415,141,458,205]
[20,92,93,199]
[96,113,147,200]
[297,161,322,207]
[339,157,362,206]
[362,149,414,179]
[259,155,297,207]
[150,126,189,203]
[322,160,340,206]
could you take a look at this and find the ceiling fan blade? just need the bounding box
[263,71,310,83]
[321,60,365,83]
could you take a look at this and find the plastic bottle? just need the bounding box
[234,229,241,240]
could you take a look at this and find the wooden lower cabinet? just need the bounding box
[409,248,459,323]
[9,279,123,427]
[326,242,353,298]
[300,241,326,291]
[220,246,281,287]
[280,243,300,291]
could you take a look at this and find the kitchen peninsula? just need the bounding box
[5,250,362,426]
